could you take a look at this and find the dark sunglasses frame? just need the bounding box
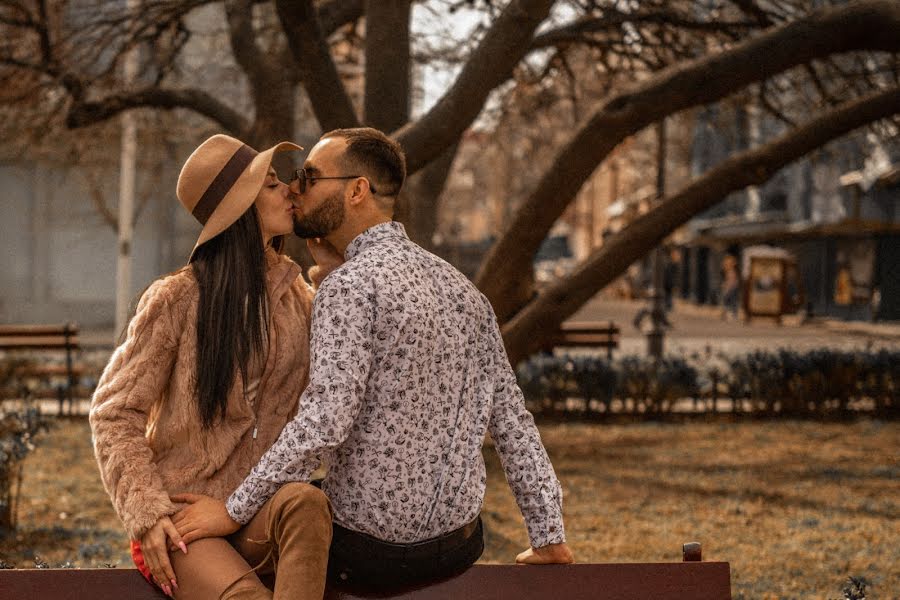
[291,168,377,195]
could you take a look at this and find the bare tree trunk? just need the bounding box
[364,0,411,132]
[398,142,459,251]
[224,1,298,164]
[476,0,900,322]
[277,0,360,130]
[501,85,900,363]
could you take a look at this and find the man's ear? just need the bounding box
[347,178,367,207]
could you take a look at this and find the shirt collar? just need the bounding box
[345,221,408,260]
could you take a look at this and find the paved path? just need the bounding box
[571,298,899,357]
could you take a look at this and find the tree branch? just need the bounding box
[81,168,118,232]
[394,0,555,174]
[364,0,411,131]
[224,0,266,81]
[318,0,364,36]
[529,11,759,50]
[276,0,359,130]
[475,0,900,321]
[729,0,777,26]
[501,84,900,362]
[66,87,251,135]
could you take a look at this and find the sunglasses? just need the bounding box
[291,168,377,195]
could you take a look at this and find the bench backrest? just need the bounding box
[559,321,620,336]
[0,323,80,350]
[0,562,731,599]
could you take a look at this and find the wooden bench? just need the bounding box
[0,323,81,414]
[0,543,731,599]
[540,321,620,360]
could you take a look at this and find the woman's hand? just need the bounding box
[170,493,241,545]
[140,515,187,597]
[307,238,343,270]
[515,542,575,565]
[307,238,344,287]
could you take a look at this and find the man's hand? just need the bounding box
[170,493,241,546]
[140,515,187,597]
[516,542,575,565]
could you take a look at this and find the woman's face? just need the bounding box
[255,167,294,244]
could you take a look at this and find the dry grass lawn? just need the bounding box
[2,419,897,599]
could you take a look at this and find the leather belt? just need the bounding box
[332,515,482,562]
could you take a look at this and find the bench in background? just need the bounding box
[0,323,81,413]
[539,321,620,360]
[0,543,731,599]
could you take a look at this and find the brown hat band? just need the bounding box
[191,144,259,225]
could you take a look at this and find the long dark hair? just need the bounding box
[190,205,275,429]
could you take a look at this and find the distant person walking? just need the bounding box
[662,247,681,312]
[721,254,741,320]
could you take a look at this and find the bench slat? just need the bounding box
[16,365,86,376]
[550,335,618,347]
[542,322,621,360]
[0,336,80,349]
[0,325,78,336]
[560,321,620,334]
[0,563,731,600]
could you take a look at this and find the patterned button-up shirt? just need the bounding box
[227,221,565,548]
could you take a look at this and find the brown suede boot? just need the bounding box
[233,482,333,600]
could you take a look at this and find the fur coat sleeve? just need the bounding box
[89,278,182,541]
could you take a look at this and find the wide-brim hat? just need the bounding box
[177,134,302,261]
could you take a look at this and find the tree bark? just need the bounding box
[396,141,459,251]
[394,0,555,174]
[65,87,251,135]
[476,0,900,322]
[318,0,365,36]
[501,85,900,363]
[276,0,360,130]
[224,0,296,150]
[363,0,411,133]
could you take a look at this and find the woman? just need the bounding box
[90,134,339,600]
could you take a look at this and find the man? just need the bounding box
[174,127,573,587]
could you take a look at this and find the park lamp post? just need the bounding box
[634,119,671,359]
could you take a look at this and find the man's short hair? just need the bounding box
[321,127,407,198]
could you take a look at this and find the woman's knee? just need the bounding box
[219,571,272,600]
[271,482,331,520]
[169,538,270,600]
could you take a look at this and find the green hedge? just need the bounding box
[516,349,898,418]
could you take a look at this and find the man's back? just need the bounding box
[229,222,564,550]
[319,222,499,542]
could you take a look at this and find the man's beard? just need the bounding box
[293,191,345,238]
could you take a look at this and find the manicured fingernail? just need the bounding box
[171,579,179,590]
[163,585,172,596]
[179,542,188,554]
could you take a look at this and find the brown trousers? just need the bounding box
[169,482,332,600]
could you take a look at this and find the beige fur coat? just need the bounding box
[90,249,315,540]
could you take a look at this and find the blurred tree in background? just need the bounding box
[1,0,898,360]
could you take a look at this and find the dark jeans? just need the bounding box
[327,517,484,590]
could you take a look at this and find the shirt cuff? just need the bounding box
[523,484,566,548]
[226,479,280,525]
[526,512,566,548]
